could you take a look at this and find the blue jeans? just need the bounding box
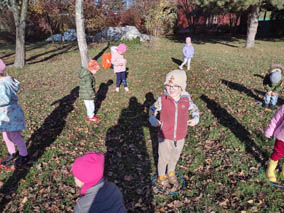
[264,94,278,106]
[116,72,127,88]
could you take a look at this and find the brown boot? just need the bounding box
[156,175,170,189]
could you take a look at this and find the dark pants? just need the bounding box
[116,72,127,88]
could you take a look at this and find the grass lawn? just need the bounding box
[0,35,284,212]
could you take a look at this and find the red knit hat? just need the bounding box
[88,60,100,72]
[72,152,105,195]
[0,59,6,74]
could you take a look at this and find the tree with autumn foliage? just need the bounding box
[29,0,74,43]
[0,0,29,68]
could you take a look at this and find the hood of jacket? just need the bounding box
[0,76,19,92]
[78,66,90,79]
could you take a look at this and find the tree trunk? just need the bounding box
[75,0,89,69]
[245,4,260,48]
[11,0,29,68]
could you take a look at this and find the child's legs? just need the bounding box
[120,72,127,88]
[5,131,28,156]
[168,138,185,173]
[186,58,191,70]
[116,73,122,88]
[270,139,284,161]
[84,100,95,118]
[3,132,16,154]
[158,138,171,176]
[180,58,188,67]
[264,94,271,104]
[271,95,278,106]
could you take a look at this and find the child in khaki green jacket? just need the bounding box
[263,64,284,111]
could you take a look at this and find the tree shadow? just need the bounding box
[104,96,153,212]
[143,92,159,169]
[221,79,263,102]
[0,87,79,211]
[167,33,242,47]
[200,94,268,165]
[94,80,113,115]
[26,42,78,65]
[92,42,110,60]
[0,42,49,59]
[171,57,182,66]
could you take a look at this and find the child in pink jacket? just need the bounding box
[111,44,129,92]
[265,104,284,182]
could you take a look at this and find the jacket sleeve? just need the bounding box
[273,79,284,93]
[265,105,284,138]
[182,46,187,58]
[149,96,162,126]
[188,97,199,124]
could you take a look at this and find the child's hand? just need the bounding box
[156,120,162,127]
[272,92,278,96]
[187,119,196,127]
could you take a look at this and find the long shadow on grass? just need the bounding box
[221,79,264,102]
[171,57,182,66]
[94,80,113,114]
[0,87,79,211]
[168,34,241,47]
[143,92,159,168]
[200,95,268,164]
[0,42,49,59]
[93,42,109,60]
[104,96,153,212]
[27,42,78,64]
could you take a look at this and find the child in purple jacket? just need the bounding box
[179,37,194,71]
[265,104,284,182]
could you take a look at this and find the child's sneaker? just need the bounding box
[124,87,129,92]
[87,115,100,122]
[168,172,179,187]
[1,153,17,166]
[115,87,119,92]
[14,155,29,166]
[155,175,170,189]
[179,66,183,70]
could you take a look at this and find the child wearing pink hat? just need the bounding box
[72,152,126,213]
[0,59,29,167]
[111,43,129,92]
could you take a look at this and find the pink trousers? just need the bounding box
[3,131,28,156]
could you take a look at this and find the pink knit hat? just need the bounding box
[116,43,127,54]
[0,59,6,74]
[72,152,105,195]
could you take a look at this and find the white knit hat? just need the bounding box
[164,70,187,90]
